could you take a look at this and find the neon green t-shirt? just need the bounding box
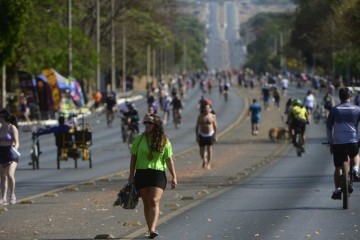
[130,134,173,171]
[291,105,307,120]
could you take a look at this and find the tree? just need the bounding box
[0,0,31,66]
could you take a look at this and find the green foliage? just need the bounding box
[290,0,360,79]
[3,0,206,88]
[0,0,31,65]
[175,15,206,70]
[242,12,293,73]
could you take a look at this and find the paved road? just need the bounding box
[15,84,243,199]
[149,86,360,240]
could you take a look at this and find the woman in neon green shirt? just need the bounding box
[128,113,177,239]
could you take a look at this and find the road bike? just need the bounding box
[294,126,304,157]
[341,157,353,209]
[323,143,354,209]
[126,123,138,150]
[223,89,228,102]
[313,105,326,124]
[173,109,181,129]
[106,108,115,127]
[30,131,40,170]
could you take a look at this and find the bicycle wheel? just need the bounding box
[342,161,349,209]
[127,130,135,150]
[296,133,302,157]
[313,110,320,124]
[31,143,39,169]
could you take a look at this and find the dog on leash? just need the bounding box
[269,127,288,142]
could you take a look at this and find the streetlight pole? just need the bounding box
[68,0,73,77]
[147,45,151,84]
[96,0,101,91]
[122,25,126,92]
[111,0,116,92]
[1,66,5,108]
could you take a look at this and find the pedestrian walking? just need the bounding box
[261,84,270,110]
[195,103,218,169]
[0,109,19,205]
[128,113,177,239]
[248,98,262,135]
[273,87,280,108]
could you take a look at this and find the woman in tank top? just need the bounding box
[0,109,19,205]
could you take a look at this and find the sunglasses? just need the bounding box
[143,121,154,125]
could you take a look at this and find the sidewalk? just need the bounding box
[0,86,290,240]
[17,92,143,128]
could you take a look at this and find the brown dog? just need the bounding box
[269,127,288,142]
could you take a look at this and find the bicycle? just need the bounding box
[323,143,354,209]
[173,109,181,129]
[294,126,304,157]
[313,105,327,124]
[223,90,228,102]
[106,108,115,127]
[30,131,40,170]
[126,122,139,150]
[341,157,353,209]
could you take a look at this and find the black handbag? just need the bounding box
[113,183,139,209]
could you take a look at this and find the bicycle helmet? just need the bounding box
[292,98,302,106]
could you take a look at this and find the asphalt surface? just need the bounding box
[0,81,291,240]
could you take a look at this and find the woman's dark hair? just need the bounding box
[147,113,167,152]
[339,87,352,101]
[0,109,18,128]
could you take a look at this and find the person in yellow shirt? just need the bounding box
[287,99,309,151]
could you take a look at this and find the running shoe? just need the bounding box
[149,230,159,239]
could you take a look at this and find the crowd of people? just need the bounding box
[4,68,360,239]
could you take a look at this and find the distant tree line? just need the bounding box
[0,0,206,91]
[241,0,360,82]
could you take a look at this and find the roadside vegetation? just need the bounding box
[0,0,206,90]
[241,0,360,83]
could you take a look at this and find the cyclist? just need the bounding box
[303,90,316,121]
[322,91,335,118]
[36,116,75,159]
[287,99,309,152]
[105,92,117,127]
[326,87,360,200]
[171,94,183,125]
[92,91,102,117]
[223,81,230,101]
[120,102,139,137]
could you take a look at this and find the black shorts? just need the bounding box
[198,134,214,147]
[135,169,167,190]
[332,143,359,167]
[291,118,306,133]
[0,146,19,166]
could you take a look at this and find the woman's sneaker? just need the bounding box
[10,195,16,205]
[149,230,159,239]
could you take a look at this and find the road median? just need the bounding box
[0,86,291,240]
